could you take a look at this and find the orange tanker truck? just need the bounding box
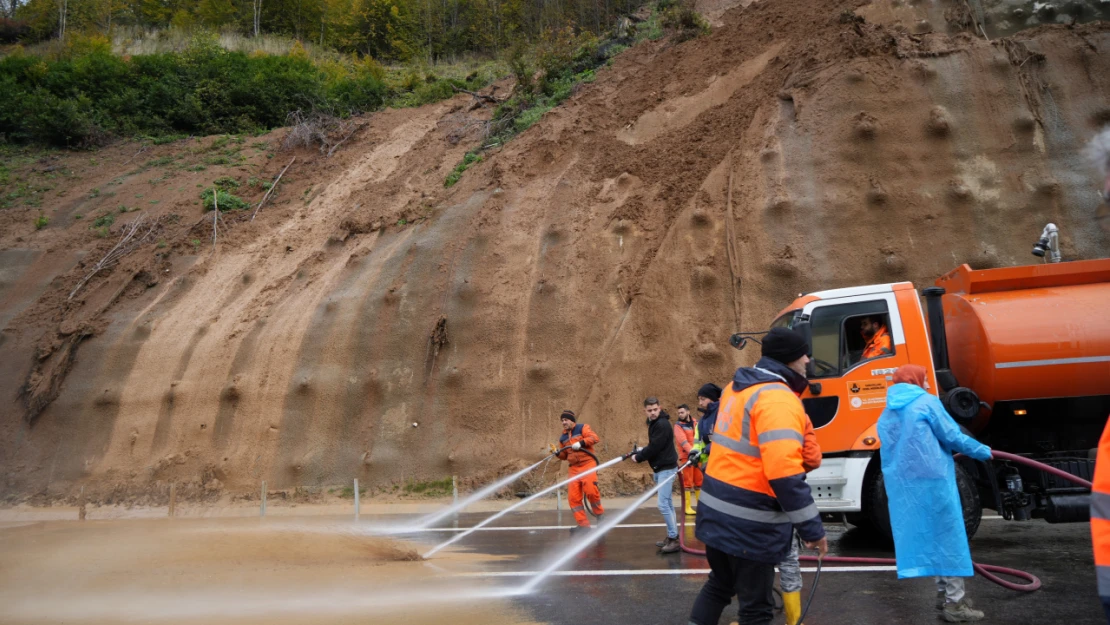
[741,236,1110,538]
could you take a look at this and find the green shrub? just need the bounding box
[33,213,48,229]
[0,40,388,147]
[91,213,114,228]
[212,176,239,190]
[200,187,250,211]
[661,6,711,41]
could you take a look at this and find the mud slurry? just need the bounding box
[0,517,537,625]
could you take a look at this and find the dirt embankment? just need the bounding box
[1,0,1108,506]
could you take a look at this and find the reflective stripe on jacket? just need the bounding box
[1092,416,1110,598]
[558,423,600,469]
[695,357,824,564]
[692,401,719,459]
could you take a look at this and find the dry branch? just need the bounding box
[326,122,365,158]
[283,110,362,156]
[212,189,219,247]
[68,216,159,301]
[251,157,296,222]
[452,85,504,105]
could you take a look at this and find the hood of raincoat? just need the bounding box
[886,382,927,410]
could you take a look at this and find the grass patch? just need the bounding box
[402,477,453,497]
[444,151,482,187]
[33,213,48,229]
[333,485,368,499]
[144,156,175,168]
[91,213,115,228]
[200,188,250,212]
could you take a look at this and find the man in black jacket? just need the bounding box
[632,396,680,553]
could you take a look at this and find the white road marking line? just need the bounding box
[400,523,668,533]
[456,566,897,578]
[403,517,1004,533]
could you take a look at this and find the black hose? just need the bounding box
[794,556,821,625]
[556,445,601,467]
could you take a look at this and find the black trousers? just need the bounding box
[688,545,776,625]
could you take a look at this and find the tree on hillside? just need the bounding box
[197,0,237,27]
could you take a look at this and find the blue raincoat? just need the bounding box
[876,383,992,579]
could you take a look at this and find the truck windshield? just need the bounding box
[771,311,800,329]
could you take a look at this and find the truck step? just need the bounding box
[814,498,855,509]
[808,477,848,487]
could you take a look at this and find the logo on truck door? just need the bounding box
[847,380,887,410]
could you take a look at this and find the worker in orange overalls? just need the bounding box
[860,315,893,360]
[1091,414,1110,622]
[674,403,702,515]
[556,409,604,533]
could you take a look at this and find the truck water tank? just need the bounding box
[934,260,1110,426]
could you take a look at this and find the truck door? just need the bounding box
[801,294,911,453]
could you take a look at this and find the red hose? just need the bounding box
[676,449,1095,593]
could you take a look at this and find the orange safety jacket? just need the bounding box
[695,357,825,563]
[1091,415,1110,602]
[674,419,697,462]
[558,423,600,473]
[862,325,893,360]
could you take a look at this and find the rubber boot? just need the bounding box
[691,489,700,510]
[684,490,696,515]
[783,590,803,625]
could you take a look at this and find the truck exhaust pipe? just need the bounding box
[922,287,957,392]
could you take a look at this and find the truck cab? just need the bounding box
[771,282,941,532]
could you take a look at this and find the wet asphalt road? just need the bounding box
[406,507,1103,625]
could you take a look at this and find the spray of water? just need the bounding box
[516,462,687,594]
[424,455,626,557]
[416,456,549,529]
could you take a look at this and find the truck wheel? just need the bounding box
[858,461,982,541]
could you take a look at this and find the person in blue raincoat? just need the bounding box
[877,364,992,623]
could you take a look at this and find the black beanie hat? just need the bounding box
[761,327,809,365]
[560,409,576,422]
[697,383,722,402]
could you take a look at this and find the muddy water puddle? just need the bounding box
[0,517,537,624]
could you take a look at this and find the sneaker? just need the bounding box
[941,598,984,622]
[659,537,680,554]
[655,536,669,547]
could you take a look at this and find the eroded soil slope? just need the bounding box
[1,0,1108,503]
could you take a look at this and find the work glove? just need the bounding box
[571,442,582,450]
[549,443,559,455]
[687,449,702,466]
